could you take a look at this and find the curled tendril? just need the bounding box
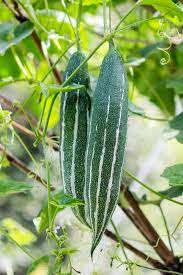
[157,19,173,66]
[157,48,171,65]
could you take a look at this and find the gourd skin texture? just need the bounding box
[60,51,90,226]
[85,44,128,254]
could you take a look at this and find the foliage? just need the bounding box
[161,164,183,186]
[0,179,32,196]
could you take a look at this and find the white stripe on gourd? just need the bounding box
[70,90,79,197]
[60,51,91,227]
[84,41,128,254]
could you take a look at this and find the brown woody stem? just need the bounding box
[120,186,179,270]
[0,143,55,191]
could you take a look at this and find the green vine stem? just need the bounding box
[11,46,29,78]
[14,130,38,167]
[41,40,76,82]
[62,15,161,89]
[77,0,83,51]
[124,168,183,206]
[36,97,48,136]
[103,0,107,36]
[61,0,77,39]
[37,12,162,159]
[115,260,183,275]
[111,220,134,275]
[42,93,58,138]
[109,0,112,33]
[159,204,174,255]
[43,141,52,229]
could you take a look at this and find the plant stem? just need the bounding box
[43,141,52,229]
[11,47,29,77]
[114,1,140,31]
[124,168,183,206]
[37,97,48,134]
[159,204,174,255]
[62,15,161,88]
[105,229,168,272]
[42,93,58,138]
[111,220,134,275]
[115,15,163,34]
[41,41,76,82]
[0,143,53,190]
[14,131,37,166]
[62,37,108,87]
[77,0,83,50]
[118,260,183,275]
[109,0,112,33]
[44,0,49,10]
[143,114,170,122]
[120,186,176,266]
[171,216,183,236]
[103,0,107,36]
[61,0,76,38]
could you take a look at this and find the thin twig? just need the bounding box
[0,143,55,190]
[120,186,178,268]
[124,169,183,206]
[111,220,134,275]
[159,204,174,255]
[105,229,168,274]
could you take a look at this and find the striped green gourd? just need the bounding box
[85,41,128,254]
[60,51,91,226]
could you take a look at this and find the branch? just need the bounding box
[0,95,18,112]
[0,95,59,151]
[0,143,55,191]
[105,229,168,275]
[120,186,179,269]
[2,0,62,84]
[12,121,59,151]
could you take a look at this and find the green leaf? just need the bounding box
[0,21,34,54]
[33,191,83,234]
[139,0,183,21]
[53,192,84,207]
[36,83,85,97]
[169,112,183,144]
[160,186,183,198]
[161,164,183,187]
[27,256,49,275]
[36,9,75,41]
[140,42,164,58]
[175,131,183,144]
[166,79,183,95]
[169,112,183,131]
[1,218,37,245]
[126,57,146,67]
[0,180,32,196]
